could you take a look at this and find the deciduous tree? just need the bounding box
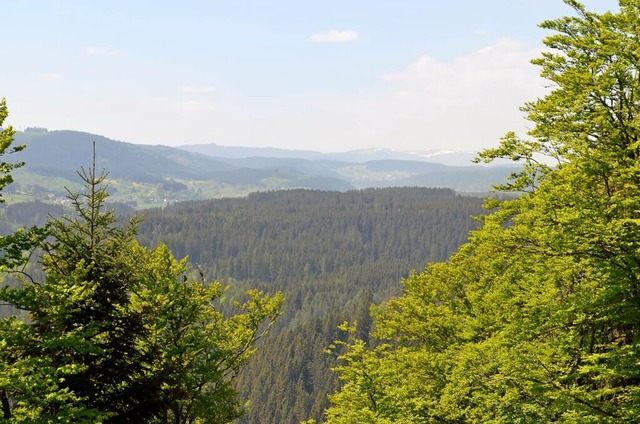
[321,1,640,422]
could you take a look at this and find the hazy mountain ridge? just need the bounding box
[7,129,518,206]
[178,143,486,166]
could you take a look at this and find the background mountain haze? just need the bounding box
[7,129,518,208]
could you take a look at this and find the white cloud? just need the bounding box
[165,38,544,153]
[43,72,62,81]
[29,37,545,154]
[181,85,215,94]
[383,37,543,109]
[85,46,118,56]
[309,30,358,43]
[300,37,547,152]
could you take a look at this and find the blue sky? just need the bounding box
[2,1,615,152]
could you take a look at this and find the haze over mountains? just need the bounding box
[178,142,482,166]
[9,128,518,207]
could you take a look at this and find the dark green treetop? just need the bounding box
[0,109,283,423]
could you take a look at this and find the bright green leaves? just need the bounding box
[0,226,48,273]
[0,98,25,203]
[532,1,640,163]
[474,132,555,193]
[321,1,640,422]
[125,243,283,423]
[0,99,45,286]
[326,323,438,423]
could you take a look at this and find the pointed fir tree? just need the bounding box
[1,138,283,422]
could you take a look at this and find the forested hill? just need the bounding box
[8,129,517,208]
[136,187,487,423]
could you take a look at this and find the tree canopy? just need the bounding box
[0,98,25,203]
[318,1,640,422]
[136,187,485,423]
[0,112,283,422]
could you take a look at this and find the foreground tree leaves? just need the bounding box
[0,98,25,204]
[0,148,283,422]
[320,1,640,422]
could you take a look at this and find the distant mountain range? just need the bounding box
[7,128,519,207]
[177,143,490,166]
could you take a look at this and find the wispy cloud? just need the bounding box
[43,72,62,81]
[309,30,358,43]
[305,37,546,152]
[85,46,118,56]
[181,85,215,94]
[383,37,542,107]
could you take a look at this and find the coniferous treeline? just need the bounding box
[136,187,487,423]
[0,201,64,234]
[138,188,479,283]
[0,187,488,422]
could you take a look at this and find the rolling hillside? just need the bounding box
[7,129,518,207]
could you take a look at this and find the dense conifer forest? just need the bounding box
[136,187,486,422]
[4,1,640,422]
[0,182,486,422]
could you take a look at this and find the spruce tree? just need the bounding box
[0,135,283,421]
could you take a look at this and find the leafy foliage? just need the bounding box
[320,1,640,422]
[0,99,25,203]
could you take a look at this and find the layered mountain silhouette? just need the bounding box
[9,129,519,205]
